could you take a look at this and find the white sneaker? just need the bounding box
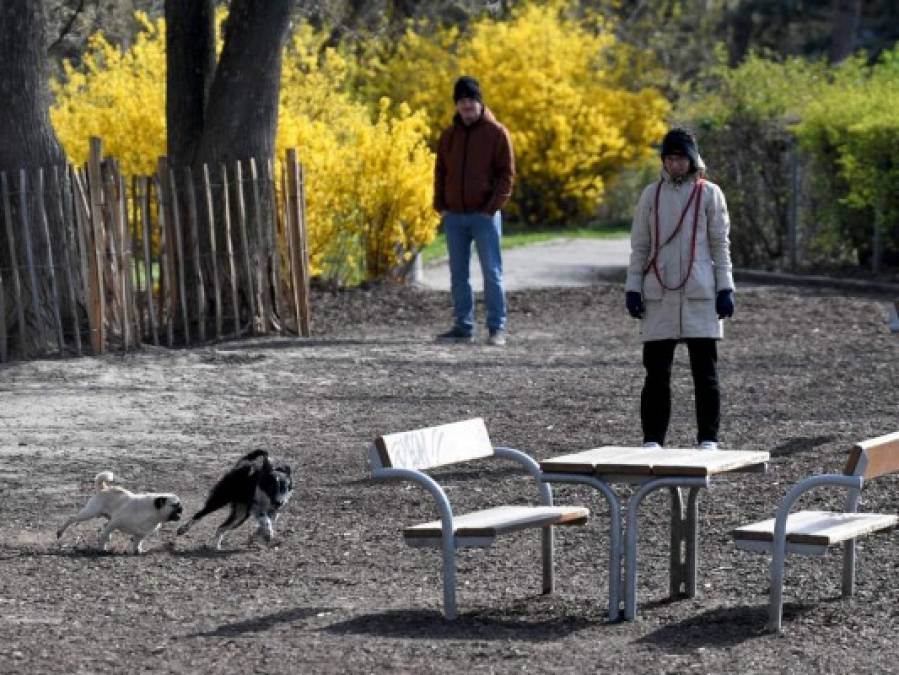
[698,441,718,451]
[642,441,662,449]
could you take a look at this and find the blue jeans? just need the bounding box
[443,211,507,333]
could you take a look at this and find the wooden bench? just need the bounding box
[732,431,899,632]
[368,418,589,619]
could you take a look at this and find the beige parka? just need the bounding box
[625,168,734,342]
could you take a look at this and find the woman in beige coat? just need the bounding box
[624,128,735,449]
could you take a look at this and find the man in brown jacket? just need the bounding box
[434,76,515,346]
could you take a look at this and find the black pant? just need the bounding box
[641,338,720,445]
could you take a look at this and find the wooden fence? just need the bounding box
[0,138,310,363]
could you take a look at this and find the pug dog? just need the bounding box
[56,470,183,554]
[177,450,293,550]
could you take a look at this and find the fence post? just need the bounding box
[156,158,175,347]
[138,177,159,346]
[55,166,81,355]
[119,167,139,348]
[234,160,257,335]
[266,159,287,334]
[788,148,800,272]
[18,169,46,353]
[0,209,5,360]
[102,160,126,351]
[36,168,64,354]
[71,169,98,354]
[87,138,107,353]
[167,166,190,346]
[873,200,883,275]
[285,149,310,337]
[184,167,206,344]
[221,163,240,338]
[248,158,271,334]
[202,164,223,340]
[1,172,25,359]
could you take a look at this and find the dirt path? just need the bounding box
[1,282,897,673]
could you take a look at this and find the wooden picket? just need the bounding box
[0,140,312,362]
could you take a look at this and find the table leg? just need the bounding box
[538,473,623,622]
[669,487,686,598]
[624,477,709,620]
[685,486,701,597]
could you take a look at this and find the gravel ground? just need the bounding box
[0,281,897,674]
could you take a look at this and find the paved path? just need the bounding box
[417,237,631,291]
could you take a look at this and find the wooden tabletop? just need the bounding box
[539,446,770,477]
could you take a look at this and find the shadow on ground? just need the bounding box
[325,607,598,641]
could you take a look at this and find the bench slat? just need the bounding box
[844,430,899,479]
[733,510,898,546]
[374,417,494,471]
[403,505,589,539]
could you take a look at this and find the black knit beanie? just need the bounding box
[660,128,700,168]
[453,76,482,103]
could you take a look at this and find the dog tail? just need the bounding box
[94,471,115,491]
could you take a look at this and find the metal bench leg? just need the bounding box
[441,534,457,620]
[841,538,856,598]
[669,487,686,598]
[685,487,701,597]
[541,525,554,594]
[767,540,787,633]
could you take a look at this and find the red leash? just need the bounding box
[644,178,704,291]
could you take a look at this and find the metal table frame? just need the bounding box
[540,449,768,621]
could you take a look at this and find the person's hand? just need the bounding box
[716,289,735,319]
[626,291,644,319]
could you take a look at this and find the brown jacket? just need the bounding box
[433,106,515,214]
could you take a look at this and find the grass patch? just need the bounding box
[419,221,630,263]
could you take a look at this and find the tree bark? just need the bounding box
[165,0,216,168]
[827,0,861,64]
[0,1,71,358]
[192,0,293,167]
[0,1,66,171]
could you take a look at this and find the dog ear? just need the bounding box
[154,496,167,509]
[238,449,269,466]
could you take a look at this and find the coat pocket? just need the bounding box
[642,265,664,300]
[684,260,715,300]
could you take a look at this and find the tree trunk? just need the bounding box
[0,1,71,358]
[827,0,861,64]
[192,0,293,167]
[164,0,294,340]
[165,0,216,168]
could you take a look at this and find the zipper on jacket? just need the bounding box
[459,125,471,209]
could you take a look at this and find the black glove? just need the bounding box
[716,289,735,319]
[626,291,644,319]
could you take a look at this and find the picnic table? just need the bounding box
[539,446,770,621]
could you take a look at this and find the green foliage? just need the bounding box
[680,47,899,270]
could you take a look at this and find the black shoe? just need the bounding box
[436,326,474,343]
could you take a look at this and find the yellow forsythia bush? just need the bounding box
[277,28,437,282]
[366,1,670,225]
[50,16,438,283]
[50,12,166,175]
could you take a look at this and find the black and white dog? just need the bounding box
[57,471,183,554]
[177,450,293,549]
